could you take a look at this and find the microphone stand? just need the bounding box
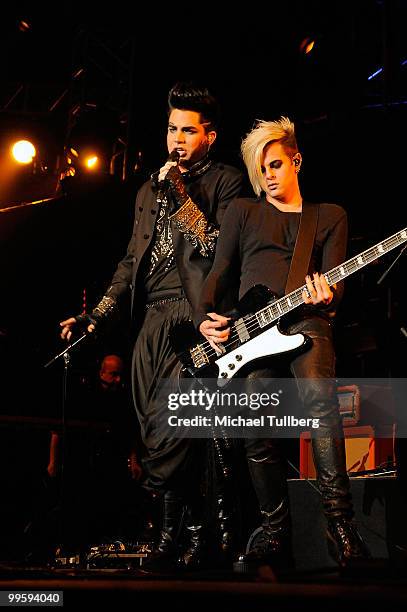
[376,243,407,286]
[43,332,90,562]
[376,242,407,344]
[44,333,88,369]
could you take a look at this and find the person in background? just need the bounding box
[47,353,143,547]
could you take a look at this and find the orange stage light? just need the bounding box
[11,140,36,164]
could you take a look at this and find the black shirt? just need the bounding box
[143,194,183,296]
[195,197,347,326]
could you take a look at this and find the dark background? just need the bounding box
[0,0,406,417]
[0,0,406,561]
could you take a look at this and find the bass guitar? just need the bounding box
[169,227,407,387]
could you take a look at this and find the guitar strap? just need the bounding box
[285,201,320,295]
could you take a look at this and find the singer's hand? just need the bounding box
[60,316,95,341]
[166,165,189,208]
[158,160,178,184]
[60,317,78,342]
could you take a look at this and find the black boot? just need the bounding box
[177,524,206,570]
[177,495,209,571]
[327,518,371,567]
[233,501,294,573]
[142,490,184,571]
[311,434,371,566]
[311,435,353,518]
[181,494,234,570]
[234,455,294,573]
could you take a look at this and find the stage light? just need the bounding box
[300,37,315,55]
[18,20,31,32]
[84,155,99,170]
[368,58,406,80]
[66,147,79,164]
[11,140,36,164]
[368,67,383,81]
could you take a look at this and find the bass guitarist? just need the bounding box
[194,117,370,572]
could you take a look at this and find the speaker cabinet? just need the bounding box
[289,477,407,570]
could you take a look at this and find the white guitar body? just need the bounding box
[214,325,307,386]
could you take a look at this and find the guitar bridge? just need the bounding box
[190,345,209,368]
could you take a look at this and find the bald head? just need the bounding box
[99,354,124,391]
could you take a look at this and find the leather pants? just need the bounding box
[244,315,353,521]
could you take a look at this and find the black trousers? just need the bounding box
[244,315,352,520]
[131,299,204,498]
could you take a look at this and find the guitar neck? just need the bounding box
[255,227,407,327]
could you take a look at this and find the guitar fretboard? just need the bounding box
[253,227,407,328]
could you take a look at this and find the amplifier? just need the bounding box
[337,384,360,426]
[300,425,395,478]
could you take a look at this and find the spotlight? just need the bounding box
[11,140,36,164]
[18,20,31,32]
[299,37,315,55]
[66,147,79,164]
[84,155,99,170]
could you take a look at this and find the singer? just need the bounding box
[59,82,244,571]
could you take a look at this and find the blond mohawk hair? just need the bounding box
[241,117,298,196]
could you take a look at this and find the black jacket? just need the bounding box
[104,161,243,318]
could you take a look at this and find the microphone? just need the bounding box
[157,150,181,196]
[167,149,180,163]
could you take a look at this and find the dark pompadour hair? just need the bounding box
[168,81,220,131]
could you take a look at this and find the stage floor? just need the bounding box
[1,562,407,610]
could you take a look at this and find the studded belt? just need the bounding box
[145,296,187,309]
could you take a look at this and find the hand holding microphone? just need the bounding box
[158,149,181,184]
[157,150,189,208]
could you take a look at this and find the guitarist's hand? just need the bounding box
[302,273,333,306]
[199,313,231,353]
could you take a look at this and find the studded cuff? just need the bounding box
[170,197,219,257]
[91,295,118,323]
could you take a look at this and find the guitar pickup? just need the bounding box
[235,318,250,342]
[190,345,209,368]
